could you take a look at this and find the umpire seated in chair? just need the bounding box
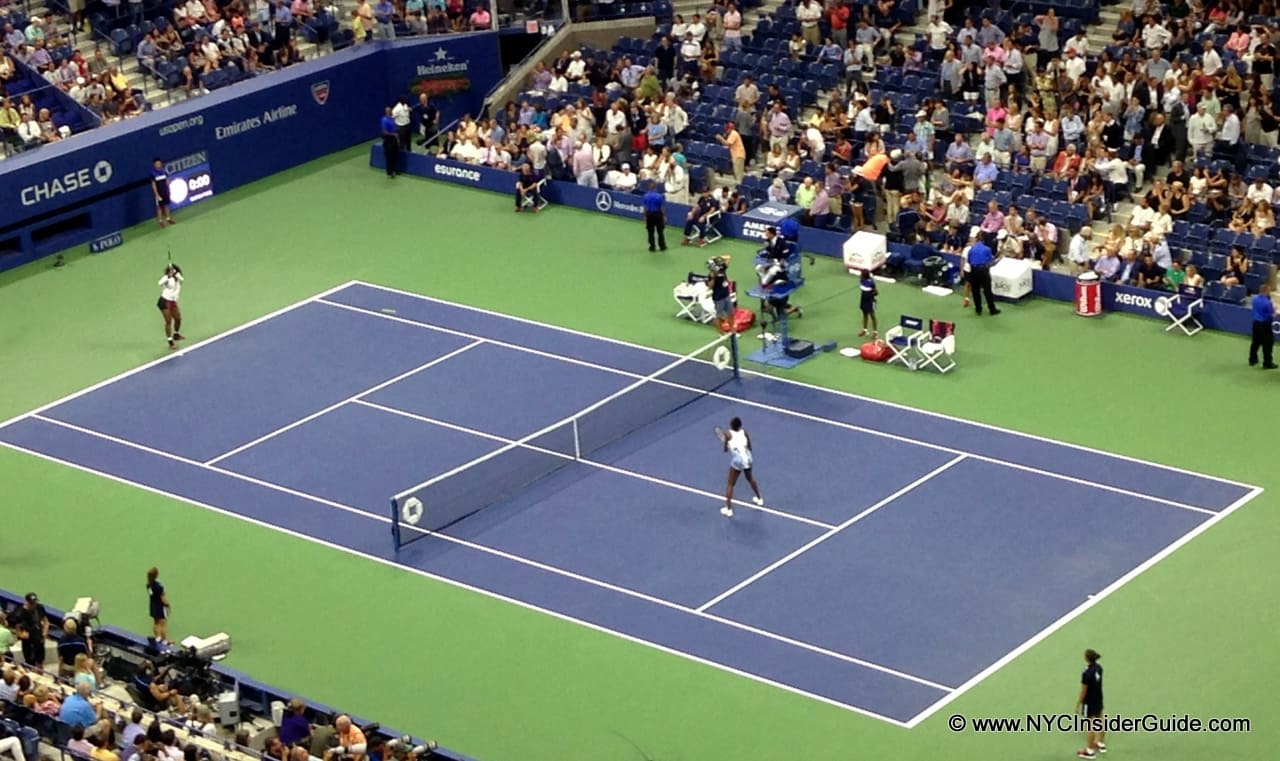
[755,232,803,321]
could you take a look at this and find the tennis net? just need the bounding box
[391,332,739,549]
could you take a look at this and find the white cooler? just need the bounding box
[844,231,887,274]
[990,257,1034,300]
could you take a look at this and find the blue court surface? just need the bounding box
[0,281,1261,726]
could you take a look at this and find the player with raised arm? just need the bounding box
[716,416,763,517]
[157,264,185,350]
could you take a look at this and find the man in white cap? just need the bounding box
[566,50,586,82]
[606,162,637,190]
[68,77,88,103]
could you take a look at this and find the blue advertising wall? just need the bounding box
[376,147,1270,339]
[0,33,502,271]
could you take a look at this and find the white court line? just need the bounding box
[20,412,948,694]
[903,484,1266,729]
[351,398,836,531]
[0,438,916,729]
[317,297,1220,518]
[347,280,1260,493]
[697,456,967,613]
[0,280,361,432]
[317,298,670,382]
[204,340,484,465]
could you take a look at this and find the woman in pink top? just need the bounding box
[985,99,1007,137]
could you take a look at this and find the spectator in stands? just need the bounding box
[120,710,147,750]
[59,681,99,727]
[766,101,792,152]
[0,97,18,148]
[1187,102,1218,160]
[66,724,95,758]
[73,653,102,693]
[1093,241,1122,282]
[968,152,996,190]
[1218,246,1249,289]
[1133,246,1165,293]
[793,0,821,48]
[1246,175,1274,206]
[90,727,119,761]
[677,32,700,78]
[469,4,490,30]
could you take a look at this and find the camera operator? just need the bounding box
[322,716,366,761]
[279,699,312,748]
[133,661,188,714]
[385,737,438,761]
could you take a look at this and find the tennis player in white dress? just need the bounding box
[719,416,763,517]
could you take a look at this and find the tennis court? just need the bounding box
[0,280,1260,726]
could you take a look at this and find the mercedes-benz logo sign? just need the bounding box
[93,160,113,183]
[594,191,612,212]
[1154,296,1171,317]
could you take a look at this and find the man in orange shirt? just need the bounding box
[324,716,367,761]
[853,151,890,182]
[716,121,746,181]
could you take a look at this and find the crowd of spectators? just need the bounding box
[411,0,1280,302]
[0,15,142,150]
[1,596,441,761]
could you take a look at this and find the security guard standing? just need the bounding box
[966,229,1000,316]
[380,106,400,178]
[643,181,667,252]
[1249,283,1276,369]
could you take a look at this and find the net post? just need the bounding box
[730,332,740,380]
[390,498,402,551]
[573,419,581,460]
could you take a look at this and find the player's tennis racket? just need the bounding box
[714,426,728,444]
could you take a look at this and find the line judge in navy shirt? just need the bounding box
[380,106,399,178]
[1249,283,1276,369]
[643,182,667,252]
[966,228,1000,316]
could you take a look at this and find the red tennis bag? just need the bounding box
[860,340,892,362]
[719,307,756,334]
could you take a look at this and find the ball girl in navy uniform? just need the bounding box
[151,158,175,227]
[146,567,171,645]
[857,269,878,338]
[1075,649,1106,758]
